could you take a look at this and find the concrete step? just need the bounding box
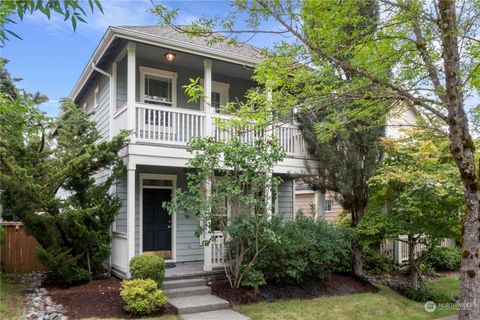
[163,278,205,290]
[169,294,230,315]
[165,285,211,298]
[181,309,250,320]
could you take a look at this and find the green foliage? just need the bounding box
[0,0,103,45]
[404,287,451,304]
[129,255,165,286]
[120,279,167,315]
[255,216,353,284]
[363,248,395,275]
[1,81,128,284]
[426,247,461,272]
[420,262,438,277]
[241,268,266,295]
[166,135,285,288]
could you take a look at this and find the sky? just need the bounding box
[1,0,279,117]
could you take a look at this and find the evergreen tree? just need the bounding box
[1,69,128,283]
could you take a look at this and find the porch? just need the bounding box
[164,261,225,280]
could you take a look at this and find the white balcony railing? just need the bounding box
[134,103,308,157]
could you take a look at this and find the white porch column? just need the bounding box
[203,59,213,136]
[315,190,326,220]
[126,163,136,277]
[203,179,213,271]
[265,88,273,218]
[127,42,136,140]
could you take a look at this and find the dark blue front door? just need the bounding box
[143,188,172,256]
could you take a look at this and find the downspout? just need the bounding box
[92,62,114,273]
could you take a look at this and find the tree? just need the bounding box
[154,0,480,317]
[299,104,384,277]
[165,135,285,288]
[1,93,128,283]
[360,129,464,289]
[0,0,103,45]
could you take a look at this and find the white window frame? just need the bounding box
[324,199,333,213]
[200,79,230,113]
[139,173,177,263]
[139,66,178,107]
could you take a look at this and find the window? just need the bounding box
[200,80,230,113]
[324,199,333,212]
[140,67,177,107]
[144,74,172,106]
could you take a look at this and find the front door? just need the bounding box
[143,188,172,259]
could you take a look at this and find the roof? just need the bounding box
[117,25,263,61]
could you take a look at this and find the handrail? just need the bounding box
[136,103,207,117]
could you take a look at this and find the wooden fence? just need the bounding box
[0,222,47,273]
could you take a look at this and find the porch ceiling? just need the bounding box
[136,43,255,81]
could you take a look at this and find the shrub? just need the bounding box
[241,268,266,294]
[255,216,353,284]
[404,287,451,304]
[129,255,165,286]
[425,247,461,271]
[363,248,396,275]
[120,279,167,315]
[420,262,439,277]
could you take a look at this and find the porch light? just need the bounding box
[164,53,176,62]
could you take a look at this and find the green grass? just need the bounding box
[0,274,26,320]
[427,276,460,298]
[235,284,459,320]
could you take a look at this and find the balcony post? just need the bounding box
[265,88,273,218]
[127,42,136,140]
[126,162,136,277]
[315,190,325,220]
[203,59,213,136]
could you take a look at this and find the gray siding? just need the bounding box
[116,56,127,109]
[115,172,128,233]
[276,179,294,222]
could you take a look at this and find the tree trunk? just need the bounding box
[352,206,367,277]
[438,2,480,319]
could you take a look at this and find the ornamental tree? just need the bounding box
[165,135,285,288]
[360,129,464,289]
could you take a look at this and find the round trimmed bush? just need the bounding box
[129,255,165,286]
[120,279,167,315]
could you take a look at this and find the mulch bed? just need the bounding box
[210,274,378,305]
[47,277,176,319]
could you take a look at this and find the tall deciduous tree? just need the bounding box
[154,0,480,317]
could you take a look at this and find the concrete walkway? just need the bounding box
[163,277,250,320]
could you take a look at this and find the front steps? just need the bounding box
[163,277,249,319]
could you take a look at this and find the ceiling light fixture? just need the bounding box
[164,53,176,62]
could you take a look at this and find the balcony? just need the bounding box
[131,103,308,158]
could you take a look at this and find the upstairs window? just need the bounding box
[140,67,177,107]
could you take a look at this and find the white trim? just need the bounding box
[139,173,177,263]
[94,87,99,109]
[139,66,178,107]
[295,189,315,194]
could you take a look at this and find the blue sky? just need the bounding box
[1,0,278,117]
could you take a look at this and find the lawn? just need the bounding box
[427,276,460,298]
[0,274,26,320]
[235,283,459,320]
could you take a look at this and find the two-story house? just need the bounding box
[69,25,319,278]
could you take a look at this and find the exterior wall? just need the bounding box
[324,191,345,223]
[386,103,417,138]
[294,190,345,223]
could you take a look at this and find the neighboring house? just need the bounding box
[294,102,418,224]
[69,25,318,278]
